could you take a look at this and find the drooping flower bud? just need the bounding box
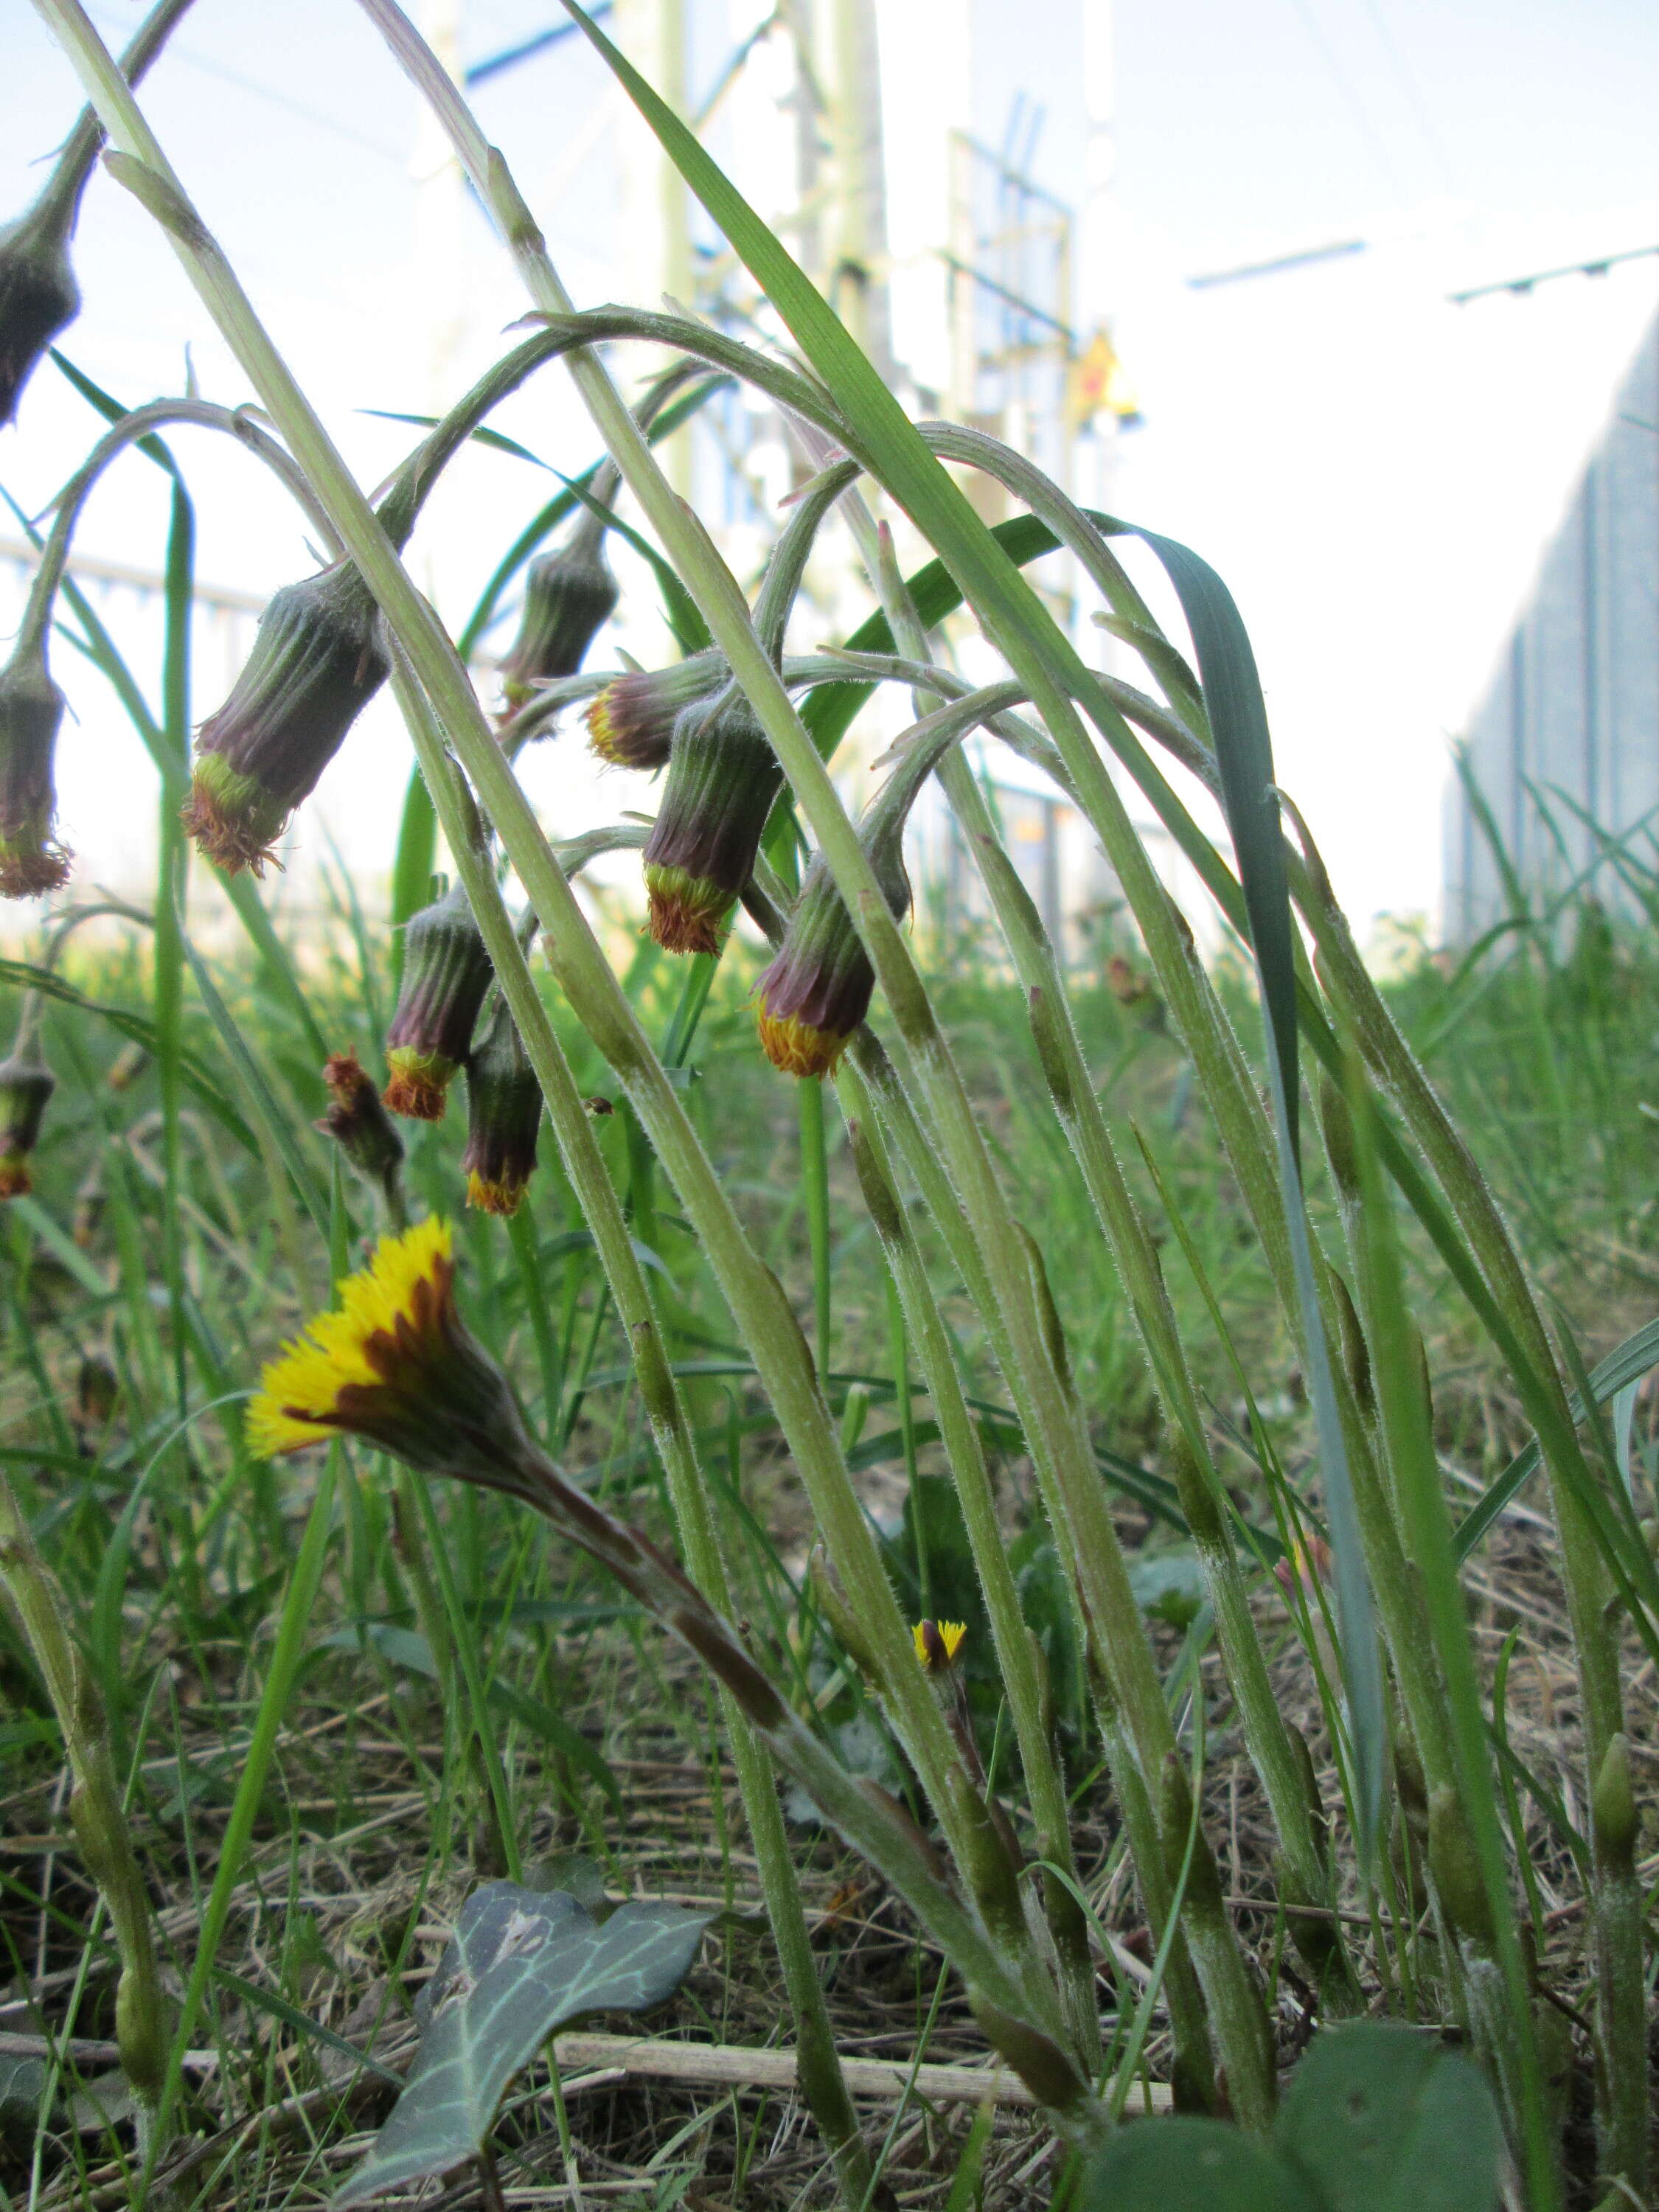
[642,686,782,954]
[754,762,912,1079]
[0,1049,55,1198]
[0,641,70,899]
[754,858,877,1079]
[316,1050,405,1197]
[182,560,388,876]
[583,652,723,771]
[0,193,79,429]
[383,882,493,1121]
[753,683,993,1078]
[497,511,618,709]
[461,995,541,1216]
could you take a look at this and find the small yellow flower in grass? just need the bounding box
[246,1217,538,1492]
[912,1618,967,1673]
[1273,1533,1332,1605]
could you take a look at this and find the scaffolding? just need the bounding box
[947,122,1076,517]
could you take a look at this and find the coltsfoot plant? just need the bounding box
[2,4,1652,2207]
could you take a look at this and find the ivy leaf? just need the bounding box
[333,1882,709,2206]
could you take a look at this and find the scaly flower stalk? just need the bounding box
[248,1218,1102,2144]
[950,765,1350,1994]
[839,499,1279,2060]
[39,4,1111,2093]
[0,0,196,422]
[0,1477,169,2140]
[378,671,874,2202]
[849,1107,1100,2057]
[841,1037,1220,2101]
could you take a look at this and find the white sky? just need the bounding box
[4,0,1658,940]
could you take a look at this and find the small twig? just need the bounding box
[0,2028,215,2072]
[546,2033,1173,2112]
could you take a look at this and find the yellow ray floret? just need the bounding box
[911,1618,967,1671]
[246,1217,453,1458]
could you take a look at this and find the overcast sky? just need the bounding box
[4,0,1658,936]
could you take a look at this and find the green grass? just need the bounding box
[3,881,1655,2208]
[4,10,1657,2200]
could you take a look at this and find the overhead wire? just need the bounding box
[1352,0,1458,194]
[1282,0,1413,202]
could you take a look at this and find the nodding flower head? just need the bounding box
[584,653,722,772]
[754,850,889,1079]
[316,1049,405,1192]
[755,820,909,1079]
[383,882,494,1123]
[0,641,70,900]
[498,513,619,709]
[0,1049,55,1199]
[912,1619,967,1673]
[641,686,780,955]
[246,1217,535,1484]
[182,561,388,876]
[0,194,79,428]
[461,995,542,1217]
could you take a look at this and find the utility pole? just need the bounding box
[820,0,893,381]
[616,0,694,494]
[413,0,468,417]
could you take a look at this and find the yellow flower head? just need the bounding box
[246,1218,534,1489]
[912,1618,967,1673]
[1273,1532,1332,1605]
[755,1008,852,1082]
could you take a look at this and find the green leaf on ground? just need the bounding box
[1274,2021,1503,2212]
[1081,2024,1503,2212]
[333,1881,709,2206]
[1081,2117,1322,2212]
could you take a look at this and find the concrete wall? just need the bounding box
[1445,313,1659,936]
